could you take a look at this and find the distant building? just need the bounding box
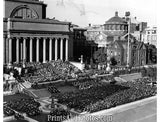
[129,17,147,41]
[142,27,157,47]
[104,11,128,38]
[72,26,87,61]
[84,11,156,66]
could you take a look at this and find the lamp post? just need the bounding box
[106,44,111,72]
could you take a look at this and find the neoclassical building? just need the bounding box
[4,0,73,64]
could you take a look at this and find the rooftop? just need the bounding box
[105,12,127,25]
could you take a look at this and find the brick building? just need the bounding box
[85,11,156,66]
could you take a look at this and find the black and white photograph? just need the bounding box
[2,0,157,122]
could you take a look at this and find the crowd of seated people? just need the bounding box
[71,79,99,90]
[3,105,15,116]
[48,86,60,94]
[20,60,81,84]
[6,98,41,117]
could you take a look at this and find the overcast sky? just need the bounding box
[44,0,157,26]
[44,0,156,27]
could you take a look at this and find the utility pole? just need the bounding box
[125,11,130,68]
[127,18,130,67]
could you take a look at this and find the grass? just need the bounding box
[29,85,78,99]
[57,85,78,93]
[31,89,51,98]
[3,93,32,102]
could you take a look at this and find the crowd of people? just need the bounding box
[85,77,157,112]
[48,86,60,94]
[53,80,128,112]
[3,60,157,118]
[71,79,99,90]
[20,60,82,84]
[3,105,15,116]
[4,104,25,120]
[48,108,70,122]
[51,76,156,113]
[6,98,41,117]
[50,60,80,76]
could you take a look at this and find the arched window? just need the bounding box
[117,25,120,30]
[10,5,39,19]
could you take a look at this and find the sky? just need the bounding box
[44,0,157,27]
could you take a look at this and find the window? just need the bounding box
[106,25,109,30]
[117,25,120,30]
[147,35,150,41]
[109,25,112,30]
[151,36,154,41]
[121,25,124,30]
[152,30,156,34]
[11,6,38,19]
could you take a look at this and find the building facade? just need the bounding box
[4,0,73,64]
[85,11,156,66]
[142,27,157,47]
[72,26,88,61]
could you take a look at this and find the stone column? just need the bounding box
[20,43,23,62]
[36,37,40,62]
[60,38,63,60]
[55,38,58,60]
[23,38,26,61]
[5,38,9,64]
[8,37,12,64]
[16,38,20,62]
[65,39,68,61]
[43,38,46,63]
[49,38,52,61]
[30,38,33,62]
[3,36,6,63]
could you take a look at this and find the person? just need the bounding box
[5,80,10,91]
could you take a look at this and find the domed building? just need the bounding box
[104,11,128,38]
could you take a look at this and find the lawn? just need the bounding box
[30,85,78,99]
[3,93,32,102]
[57,85,78,93]
[31,89,51,98]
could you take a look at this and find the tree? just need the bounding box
[110,56,117,66]
[93,48,107,64]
